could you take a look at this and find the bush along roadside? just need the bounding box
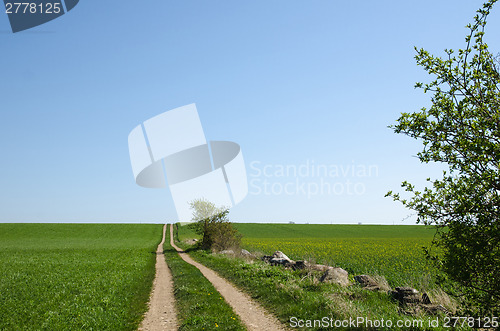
[163,226,246,331]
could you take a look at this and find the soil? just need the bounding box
[139,224,178,331]
[139,224,287,330]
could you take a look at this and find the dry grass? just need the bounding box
[371,274,392,292]
[326,291,362,318]
[427,288,458,313]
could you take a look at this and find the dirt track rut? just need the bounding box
[139,224,178,331]
[169,224,286,331]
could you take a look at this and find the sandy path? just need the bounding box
[169,224,287,331]
[139,224,178,331]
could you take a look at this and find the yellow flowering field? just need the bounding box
[235,224,438,289]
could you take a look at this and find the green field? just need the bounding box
[180,223,439,289]
[0,222,448,330]
[233,223,439,289]
[0,223,162,331]
[177,223,456,330]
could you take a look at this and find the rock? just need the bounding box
[396,287,419,295]
[272,251,292,262]
[270,258,294,267]
[354,275,390,292]
[262,251,294,267]
[392,287,421,304]
[308,264,333,272]
[240,249,253,257]
[404,295,422,304]
[319,267,351,286]
[354,275,378,287]
[220,250,234,255]
[261,255,273,263]
[292,260,309,270]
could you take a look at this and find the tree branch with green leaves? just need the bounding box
[387,0,500,316]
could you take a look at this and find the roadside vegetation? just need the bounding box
[235,223,441,290]
[0,223,161,331]
[163,225,246,330]
[187,199,242,252]
[180,223,441,289]
[176,223,463,330]
[387,0,500,315]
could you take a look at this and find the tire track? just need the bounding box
[169,224,287,331]
[139,224,178,331]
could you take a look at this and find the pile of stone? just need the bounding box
[261,251,295,267]
[391,287,423,304]
[261,251,350,286]
[261,251,335,271]
[390,287,448,315]
[219,248,255,259]
[259,250,449,316]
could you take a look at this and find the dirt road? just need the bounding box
[139,224,178,331]
[169,224,287,331]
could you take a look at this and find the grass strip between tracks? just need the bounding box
[163,225,246,331]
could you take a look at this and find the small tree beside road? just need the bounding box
[188,199,242,252]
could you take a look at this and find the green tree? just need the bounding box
[188,199,242,252]
[387,0,500,315]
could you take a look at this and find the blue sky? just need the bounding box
[1,1,499,224]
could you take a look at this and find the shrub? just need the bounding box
[188,199,242,252]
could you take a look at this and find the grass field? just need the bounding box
[0,223,162,331]
[0,222,450,330]
[179,223,439,289]
[233,223,439,289]
[177,223,459,330]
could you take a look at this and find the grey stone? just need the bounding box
[395,287,419,295]
[354,275,390,292]
[292,260,309,270]
[319,267,351,286]
[240,249,252,257]
[308,264,333,272]
[272,251,291,262]
[392,287,422,304]
[261,255,273,263]
[270,258,294,267]
[354,275,379,287]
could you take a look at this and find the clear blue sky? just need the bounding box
[1,1,499,224]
